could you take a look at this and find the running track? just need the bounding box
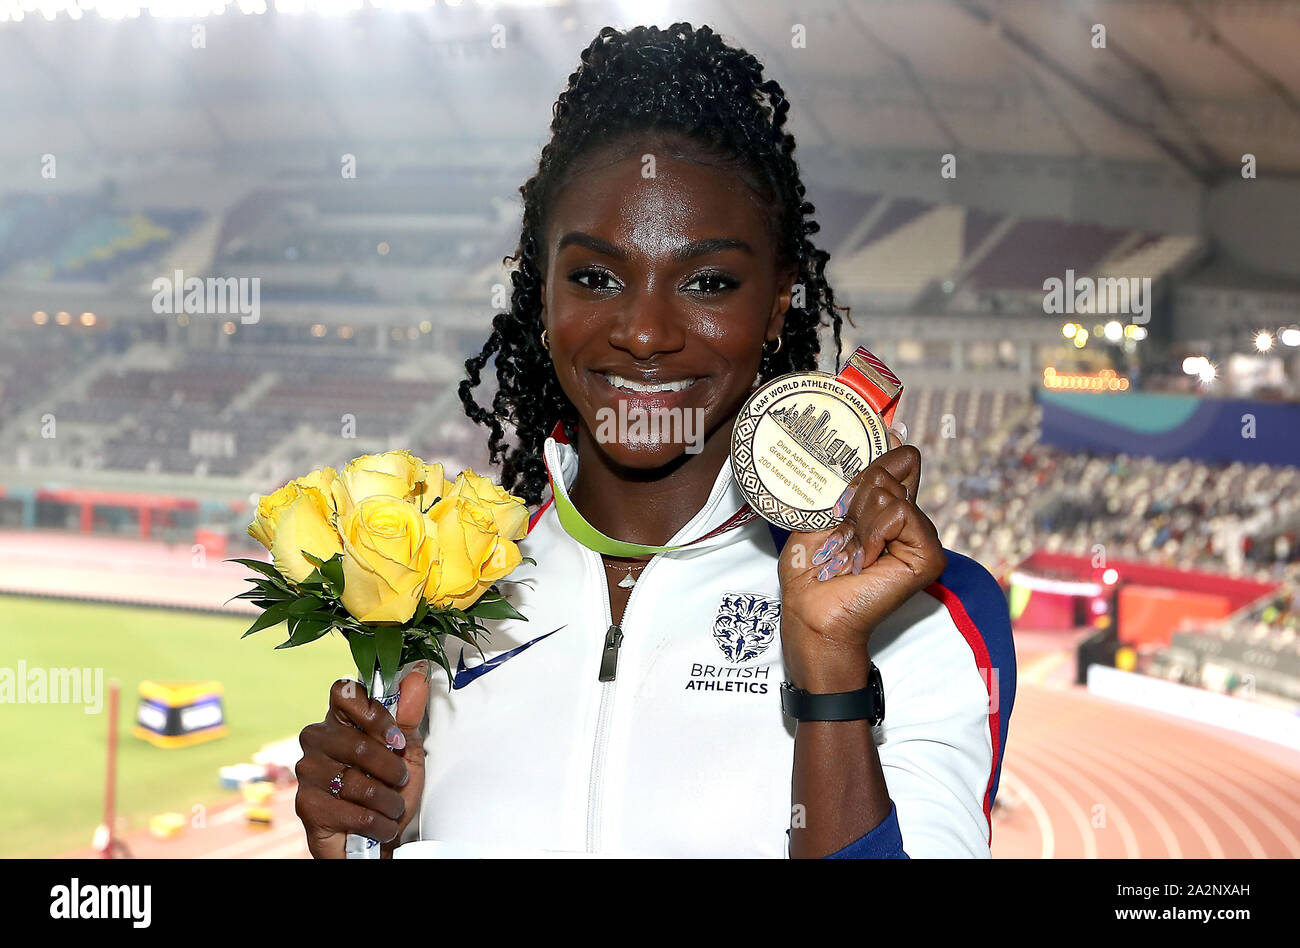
[992,682,1300,858]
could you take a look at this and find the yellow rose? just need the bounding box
[268,487,344,584]
[331,450,427,517]
[339,496,438,624]
[247,466,338,549]
[444,469,529,541]
[438,537,524,610]
[412,460,456,511]
[424,494,501,608]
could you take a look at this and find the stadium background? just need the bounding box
[2,0,1299,858]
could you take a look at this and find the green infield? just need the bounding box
[0,595,355,858]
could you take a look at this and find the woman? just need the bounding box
[295,22,1014,858]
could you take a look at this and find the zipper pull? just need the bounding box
[598,624,624,682]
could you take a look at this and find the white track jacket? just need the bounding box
[397,432,1015,858]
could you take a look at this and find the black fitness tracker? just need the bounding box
[780,663,885,724]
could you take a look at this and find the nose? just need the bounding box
[606,286,687,361]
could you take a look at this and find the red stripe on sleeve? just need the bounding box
[925,579,1001,838]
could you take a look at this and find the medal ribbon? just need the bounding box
[541,345,902,555]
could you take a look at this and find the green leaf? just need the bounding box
[374,626,404,696]
[465,597,526,621]
[348,632,377,691]
[229,558,284,581]
[287,595,327,615]
[320,554,345,593]
[276,617,333,649]
[426,645,454,690]
[410,597,429,628]
[301,550,327,569]
[519,556,537,566]
[241,599,298,638]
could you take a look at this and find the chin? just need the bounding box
[594,437,696,472]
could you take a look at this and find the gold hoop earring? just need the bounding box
[540,329,550,350]
[764,335,783,355]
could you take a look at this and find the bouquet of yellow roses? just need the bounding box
[232,450,531,696]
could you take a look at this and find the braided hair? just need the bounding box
[458,22,849,506]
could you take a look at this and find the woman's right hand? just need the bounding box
[294,663,431,859]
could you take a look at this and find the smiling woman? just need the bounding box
[293,21,1015,860]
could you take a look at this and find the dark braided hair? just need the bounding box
[459,22,849,507]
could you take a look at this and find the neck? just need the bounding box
[567,417,735,548]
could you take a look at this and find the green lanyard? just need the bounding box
[542,437,756,557]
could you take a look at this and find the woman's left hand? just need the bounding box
[777,438,947,691]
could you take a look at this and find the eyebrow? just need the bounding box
[556,231,754,262]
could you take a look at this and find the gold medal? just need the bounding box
[730,347,903,532]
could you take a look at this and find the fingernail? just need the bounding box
[811,533,845,566]
[397,765,409,788]
[411,660,430,680]
[385,725,406,750]
[833,485,855,518]
[890,422,908,444]
[851,548,864,575]
[817,552,847,582]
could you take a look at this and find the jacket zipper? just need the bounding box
[585,550,654,853]
[581,476,731,853]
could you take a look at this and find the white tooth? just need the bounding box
[604,374,696,393]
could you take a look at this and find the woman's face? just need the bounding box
[541,137,794,471]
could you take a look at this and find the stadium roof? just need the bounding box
[1,0,1298,180]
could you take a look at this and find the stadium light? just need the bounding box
[1281,327,1300,347]
[1061,322,1078,339]
[1104,320,1123,342]
[1072,327,1088,348]
[1254,331,1273,352]
[1182,355,1207,375]
[1199,362,1217,383]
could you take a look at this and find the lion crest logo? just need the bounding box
[712,592,781,664]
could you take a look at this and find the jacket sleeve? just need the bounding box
[835,552,1015,858]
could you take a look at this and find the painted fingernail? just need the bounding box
[811,533,845,566]
[833,485,855,518]
[385,725,406,750]
[817,553,848,581]
[851,548,864,575]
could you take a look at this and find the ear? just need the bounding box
[765,266,798,342]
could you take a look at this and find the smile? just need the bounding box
[601,373,700,394]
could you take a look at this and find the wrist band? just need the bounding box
[780,665,885,723]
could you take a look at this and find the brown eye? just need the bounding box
[570,268,621,292]
[683,271,739,295]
